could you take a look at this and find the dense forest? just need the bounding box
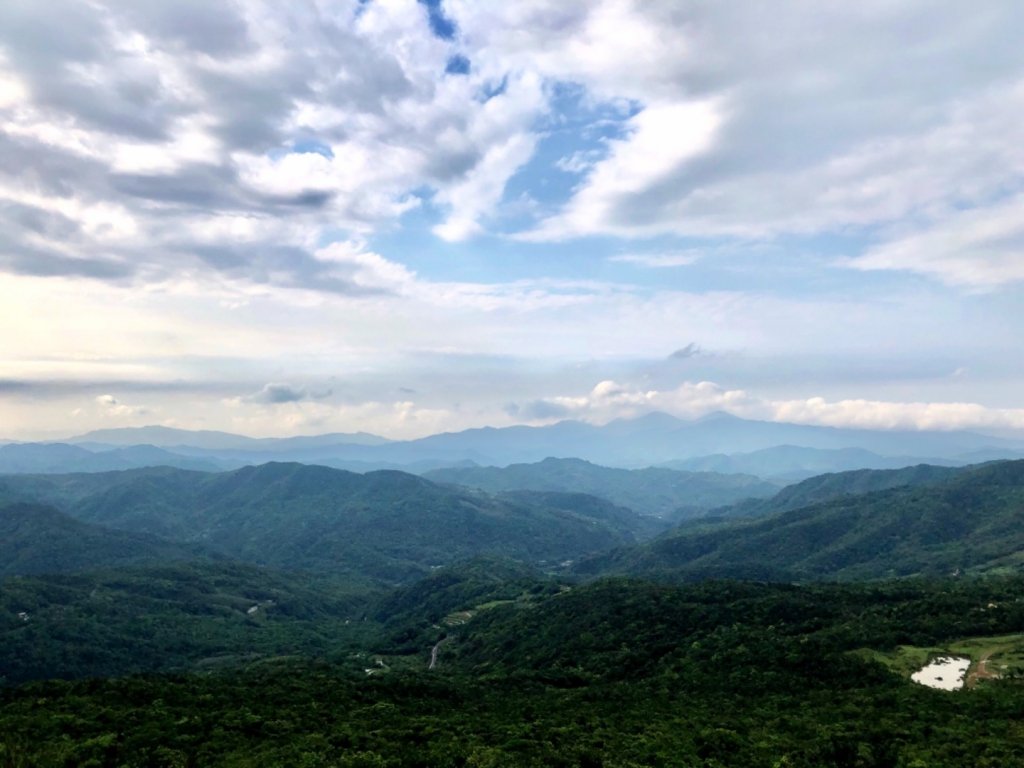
[2,573,1024,766]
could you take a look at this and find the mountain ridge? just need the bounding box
[574,459,1024,581]
[0,462,656,584]
[10,413,1022,475]
[425,456,778,519]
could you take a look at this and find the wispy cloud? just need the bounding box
[609,252,701,268]
[846,194,1024,289]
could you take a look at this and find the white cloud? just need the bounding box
[455,1,1024,244]
[433,131,539,241]
[216,397,459,440]
[525,99,724,240]
[95,394,149,418]
[0,67,26,108]
[314,241,417,293]
[3,0,1023,281]
[609,252,701,268]
[847,194,1024,289]
[555,149,601,175]
[534,379,757,423]
[520,379,1024,432]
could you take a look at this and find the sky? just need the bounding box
[1,0,1024,440]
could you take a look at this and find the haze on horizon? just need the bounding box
[1,1,1023,441]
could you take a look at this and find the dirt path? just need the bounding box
[966,651,999,688]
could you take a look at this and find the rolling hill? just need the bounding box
[721,463,964,518]
[0,502,210,576]
[425,456,778,518]
[0,561,374,685]
[1,463,654,583]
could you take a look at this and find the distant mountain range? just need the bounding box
[3,412,1020,477]
[662,444,964,482]
[68,425,391,450]
[0,442,221,474]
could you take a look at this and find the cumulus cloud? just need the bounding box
[94,394,149,418]
[518,380,758,425]
[770,396,1024,432]
[220,397,457,440]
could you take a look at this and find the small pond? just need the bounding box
[911,656,970,691]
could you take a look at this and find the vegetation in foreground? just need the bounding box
[2,568,1024,767]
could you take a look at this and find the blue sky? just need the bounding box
[0,0,1023,439]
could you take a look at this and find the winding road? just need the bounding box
[429,637,451,670]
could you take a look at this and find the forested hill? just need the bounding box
[451,577,1024,682]
[0,463,655,583]
[575,460,1024,581]
[0,502,211,577]
[721,462,963,518]
[425,456,778,518]
[0,561,374,685]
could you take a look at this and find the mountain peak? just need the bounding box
[606,411,684,431]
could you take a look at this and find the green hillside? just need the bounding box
[496,489,668,540]
[576,460,1024,581]
[452,577,1024,680]
[0,502,211,577]
[723,462,962,518]
[0,561,375,685]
